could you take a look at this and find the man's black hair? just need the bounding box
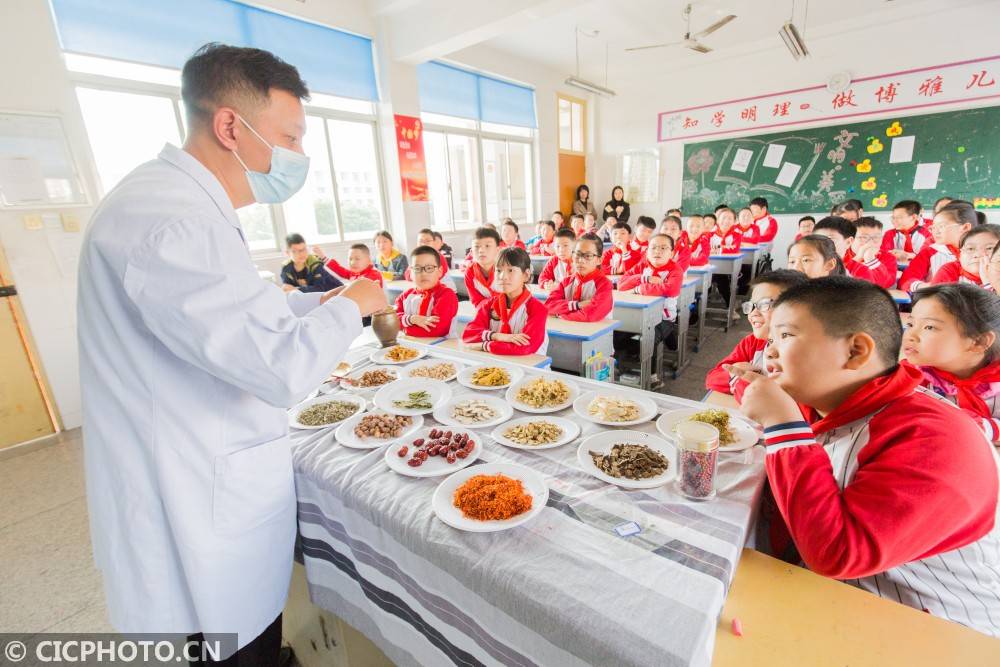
[749,196,769,209]
[285,233,306,247]
[474,226,502,244]
[555,227,576,240]
[635,216,656,230]
[410,244,440,266]
[814,216,858,240]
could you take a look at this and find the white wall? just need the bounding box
[591,2,1000,265]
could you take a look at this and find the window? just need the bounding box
[482,138,533,223]
[558,94,585,154]
[424,130,482,229]
[68,54,387,253]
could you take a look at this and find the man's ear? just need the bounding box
[214,107,240,151]
[844,332,878,370]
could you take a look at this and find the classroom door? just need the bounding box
[0,244,57,448]
[557,93,587,217]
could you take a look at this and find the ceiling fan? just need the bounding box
[626,3,736,54]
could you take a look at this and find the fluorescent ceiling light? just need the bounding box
[564,76,616,97]
[779,21,809,60]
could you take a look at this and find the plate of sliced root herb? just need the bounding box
[433,395,513,429]
[577,430,677,489]
[490,417,580,451]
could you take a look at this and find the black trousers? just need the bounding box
[188,613,282,666]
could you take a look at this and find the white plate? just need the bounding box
[456,364,525,391]
[433,463,548,532]
[334,410,424,449]
[433,395,514,429]
[288,395,366,430]
[373,379,452,416]
[577,430,677,489]
[404,358,465,383]
[505,376,579,414]
[655,407,760,452]
[572,391,658,427]
[384,426,482,477]
[369,345,427,365]
[491,416,580,451]
[342,365,400,392]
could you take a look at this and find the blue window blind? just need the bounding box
[48,0,379,101]
[417,61,536,128]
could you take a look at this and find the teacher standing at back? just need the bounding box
[77,43,385,664]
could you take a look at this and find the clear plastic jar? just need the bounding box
[675,421,720,500]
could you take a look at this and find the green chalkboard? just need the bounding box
[680,105,1000,214]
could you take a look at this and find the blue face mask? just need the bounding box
[232,115,310,204]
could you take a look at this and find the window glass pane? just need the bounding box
[571,101,583,152]
[507,141,532,223]
[420,112,478,130]
[424,131,452,230]
[327,119,384,241]
[481,138,507,222]
[65,53,181,86]
[75,87,181,193]
[281,115,339,244]
[237,204,278,251]
[481,121,533,138]
[446,134,481,226]
[307,93,374,115]
[558,98,571,151]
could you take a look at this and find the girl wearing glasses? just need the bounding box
[900,201,977,293]
[931,224,1000,290]
[705,270,808,403]
[545,235,613,322]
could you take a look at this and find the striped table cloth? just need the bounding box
[292,343,767,667]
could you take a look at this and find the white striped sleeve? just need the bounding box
[763,420,817,454]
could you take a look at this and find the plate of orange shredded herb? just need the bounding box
[433,463,548,532]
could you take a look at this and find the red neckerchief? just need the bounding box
[473,263,494,292]
[572,269,602,301]
[945,244,960,259]
[352,265,372,280]
[416,285,434,317]
[800,363,923,434]
[630,237,649,252]
[898,224,920,253]
[646,258,676,276]
[926,361,1000,418]
[677,231,690,249]
[960,266,985,285]
[739,224,754,237]
[494,289,532,333]
[753,213,771,229]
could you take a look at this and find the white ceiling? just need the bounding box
[476,0,994,86]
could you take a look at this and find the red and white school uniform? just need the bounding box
[704,334,767,403]
[464,262,498,307]
[762,364,1000,636]
[881,224,933,256]
[842,248,898,289]
[737,223,760,244]
[629,236,650,255]
[918,362,1000,444]
[545,270,613,322]
[711,227,743,255]
[899,244,958,292]
[601,245,641,275]
[394,282,458,339]
[672,237,692,270]
[754,214,778,242]
[931,261,993,290]
[617,258,682,321]
[461,291,548,355]
[538,255,573,286]
[500,239,526,251]
[324,259,383,285]
[527,238,555,256]
[687,233,711,267]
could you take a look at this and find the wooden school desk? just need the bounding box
[708,253,744,330]
[687,264,716,351]
[453,301,620,377]
[432,337,552,369]
[714,549,1000,666]
[528,284,664,390]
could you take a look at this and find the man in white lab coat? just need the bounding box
[77,44,386,664]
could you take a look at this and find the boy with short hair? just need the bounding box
[619,233,683,329]
[813,216,897,288]
[500,219,526,250]
[551,210,566,229]
[728,276,1000,636]
[736,207,761,244]
[316,243,383,285]
[432,231,453,267]
[527,220,557,256]
[545,234,613,322]
[795,216,815,241]
[395,245,458,338]
[630,216,657,254]
[883,200,932,261]
[282,233,342,293]
[583,212,598,235]
[538,227,576,290]
[749,196,778,242]
[465,226,501,306]
[569,214,586,237]
[602,222,640,276]
[711,207,742,255]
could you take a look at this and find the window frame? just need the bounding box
[66,63,389,257]
[557,92,586,156]
[421,114,537,232]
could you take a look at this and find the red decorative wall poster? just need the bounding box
[394,114,428,202]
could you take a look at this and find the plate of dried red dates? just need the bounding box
[383,426,482,477]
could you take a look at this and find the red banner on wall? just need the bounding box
[394,114,428,202]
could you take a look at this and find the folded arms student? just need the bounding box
[546,233,613,322]
[463,247,547,355]
[395,245,458,339]
[899,201,976,292]
[464,226,501,307]
[730,277,1000,637]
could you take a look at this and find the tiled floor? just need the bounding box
[0,318,750,644]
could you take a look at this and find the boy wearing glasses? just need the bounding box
[545,234,613,321]
[395,245,458,338]
[883,200,932,262]
[705,270,808,402]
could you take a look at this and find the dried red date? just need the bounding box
[397,446,408,457]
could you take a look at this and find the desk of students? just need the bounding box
[889,289,911,305]
[432,337,552,369]
[708,253,744,330]
[739,243,768,284]
[687,264,716,351]
[453,301,620,377]
[667,276,700,379]
[714,548,1000,667]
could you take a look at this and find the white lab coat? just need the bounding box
[77,144,361,653]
